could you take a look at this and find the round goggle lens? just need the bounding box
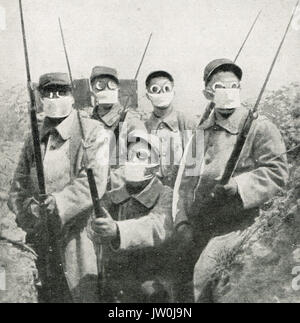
[95,81,106,91]
[163,84,172,92]
[107,80,118,90]
[136,150,150,160]
[150,85,161,94]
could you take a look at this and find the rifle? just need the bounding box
[134,33,153,81]
[115,33,153,140]
[188,1,298,221]
[220,0,299,186]
[59,18,108,301]
[198,10,262,126]
[18,0,52,298]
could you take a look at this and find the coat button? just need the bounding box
[205,157,211,164]
[159,123,165,130]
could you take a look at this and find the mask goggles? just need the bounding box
[41,87,72,99]
[93,79,118,92]
[148,82,174,94]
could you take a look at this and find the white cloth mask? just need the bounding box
[147,91,174,108]
[95,90,119,105]
[124,162,159,183]
[42,96,74,118]
[213,88,241,110]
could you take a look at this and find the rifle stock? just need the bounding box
[86,168,105,219]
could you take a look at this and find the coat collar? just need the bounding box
[146,107,179,132]
[40,109,76,141]
[94,103,124,127]
[109,176,164,209]
[199,106,249,134]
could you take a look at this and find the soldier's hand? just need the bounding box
[211,179,238,205]
[223,179,238,197]
[24,197,41,218]
[40,194,57,215]
[91,210,118,241]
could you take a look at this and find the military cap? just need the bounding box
[127,130,160,157]
[145,70,174,87]
[204,58,243,85]
[38,72,71,90]
[90,66,119,84]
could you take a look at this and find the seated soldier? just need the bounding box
[88,130,193,303]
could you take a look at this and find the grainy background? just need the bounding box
[0,0,299,115]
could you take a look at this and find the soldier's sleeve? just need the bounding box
[114,187,174,251]
[233,118,289,210]
[8,135,38,232]
[52,124,110,226]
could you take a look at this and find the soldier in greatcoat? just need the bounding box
[173,59,289,302]
[8,73,110,303]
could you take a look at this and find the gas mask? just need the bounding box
[93,89,119,106]
[42,96,74,118]
[213,88,241,111]
[123,162,159,183]
[147,91,174,109]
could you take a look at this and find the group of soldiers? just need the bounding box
[8,59,289,303]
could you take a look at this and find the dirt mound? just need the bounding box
[0,135,38,303]
[0,239,38,303]
[209,165,300,303]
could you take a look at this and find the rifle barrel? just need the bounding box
[58,18,74,90]
[254,0,299,111]
[134,33,153,80]
[199,10,261,126]
[123,33,153,111]
[19,0,31,83]
[19,0,46,195]
[58,18,86,141]
[234,10,262,63]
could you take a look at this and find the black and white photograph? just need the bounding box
[0,0,299,307]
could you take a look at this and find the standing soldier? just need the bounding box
[90,66,144,167]
[144,70,196,188]
[8,73,110,303]
[88,130,192,302]
[90,66,125,132]
[174,58,289,302]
